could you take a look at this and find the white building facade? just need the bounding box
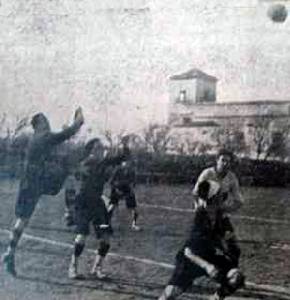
[168,69,290,157]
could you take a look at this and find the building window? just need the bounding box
[183,117,191,125]
[200,89,215,103]
[179,90,186,102]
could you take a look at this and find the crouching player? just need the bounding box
[193,149,244,268]
[158,180,245,300]
[68,137,130,280]
[108,160,141,231]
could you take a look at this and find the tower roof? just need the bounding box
[170,68,217,81]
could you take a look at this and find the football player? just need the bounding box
[2,108,84,276]
[158,180,245,300]
[192,149,244,267]
[68,136,130,279]
[108,159,141,231]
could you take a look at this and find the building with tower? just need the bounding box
[168,68,290,157]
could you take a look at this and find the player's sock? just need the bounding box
[91,255,106,279]
[9,223,24,253]
[2,251,16,277]
[68,259,78,279]
[131,211,141,231]
[210,291,225,300]
[2,222,25,276]
[68,241,85,279]
[158,285,183,300]
[133,210,138,224]
[91,241,110,279]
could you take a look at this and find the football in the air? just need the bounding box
[267,4,288,23]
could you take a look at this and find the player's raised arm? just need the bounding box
[184,247,218,278]
[48,107,84,145]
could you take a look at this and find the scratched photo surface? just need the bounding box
[0,1,290,299]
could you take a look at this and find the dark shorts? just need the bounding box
[169,256,206,291]
[169,252,235,292]
[219,215,235,234]
[110,185,136,209]
[216,215,241,267]
[65,189,76,206]
[75,195,113,238]
[15,182,42,219]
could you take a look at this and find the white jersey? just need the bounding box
[193,167,244,213]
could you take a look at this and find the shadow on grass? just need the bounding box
[27,224,73,234]
[0,221,74,237]
[16,274,158,300]
[15,273,290,300]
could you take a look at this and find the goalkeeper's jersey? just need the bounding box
[75,147,130,211]
[176,207,226,262]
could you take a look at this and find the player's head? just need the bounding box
[85,138,107,161]
[216,148,234,175]
[225,268,245,294]
[31,113,51,132]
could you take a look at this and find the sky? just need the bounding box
[0,0,289,137]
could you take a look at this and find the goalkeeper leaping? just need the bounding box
[2,108,84,277]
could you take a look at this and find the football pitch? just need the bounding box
[0,179,290,300]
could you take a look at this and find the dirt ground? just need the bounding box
[0,179,290,300]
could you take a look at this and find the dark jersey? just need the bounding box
[76,147,130,211]
[177,207,225,262]
[20,124,81,193]
[110,164,135,187]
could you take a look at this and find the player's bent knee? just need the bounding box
[98,240,110,257]
[15,218,29,230]
[75,234,86,245]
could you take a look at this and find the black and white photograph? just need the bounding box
[0,0,290,299]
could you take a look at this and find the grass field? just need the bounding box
[0,179,290,300]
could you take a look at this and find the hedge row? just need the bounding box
[0,140,289,187]
[134,153,290,187]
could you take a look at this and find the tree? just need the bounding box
[196,142,213,155]
[247,117,272,160]
[248,117,290,160]
[129,133,147,154]
[211,122,247,155]
[102,129,127,154]
[143,124,172,154]
[267,131,287,160]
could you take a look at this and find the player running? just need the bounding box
[192,149,244,267]
[158,180,245,300]
[2,108,84,276]
[68,137,130,280]
[107,159,141,231]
